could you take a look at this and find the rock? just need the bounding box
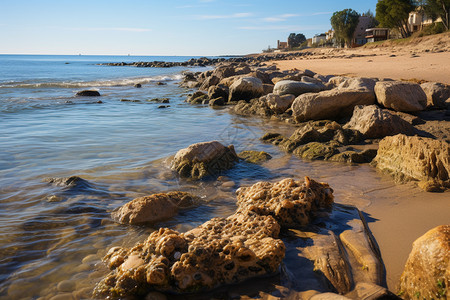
[199,75,219,91]
[293,142,339,160]
[208,84,229,101]
[44,176,92,190]
[148,98,170,103]
[372,134,450,191]
[156,82,167,86]
[211,65,236,81]
[236,177,334,228]
[94,212,285,297]
[346,282,400,300]
[262,83,274,95]
[56,279,76,292]
[344,105,415,139]
[265,93,295,114]
[112,191,199,225]
[171,141,239,179]
[374,81,427,112]
[238,150,272,164]
[420,82,450,109]
[134,83,142,88]
[120,99,141,102]
[338,77,376,93]
[232,98,273,117]
[398,225,449,299]
[228,77,264,102]
[187,91,208,104]
[209,97,225,106]
[76,90,101,97]
[273,80,323,97]
[292,89,376,122]
[329,149,378,164]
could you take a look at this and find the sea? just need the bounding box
[0,54,447,299]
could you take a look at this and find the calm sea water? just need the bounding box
[0,55,447,299]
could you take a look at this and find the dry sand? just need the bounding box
[266,32,450,292]
[272,32,450,84]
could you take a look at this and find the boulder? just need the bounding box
[273,80,323,97]
[338,77,377,93]
[344,105,415,139]
[292,89,376,122]
[187,91,208,104]
[266,93,295,114]
[238,150,272,164]
[228,77,264,102]
[329,149,378,164]
[171,141,239,180]
[262,83,274,95]
[374,81,427,112]
[112,192,199,225]
[420,82,450,109]
[293,142,339,160]
[232,98,273,117]
[211,66,236,81]
[209,97,225,106]
[199,75,219,91]
[75,90,100,97]
[398,225,449,299]
[208,84,228,101]
[372,134,450,191]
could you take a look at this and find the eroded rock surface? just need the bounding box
[273,80,323,97]
[420,82,450,109]
[399,225,449,299]
[112,192,200,225]
[228,77,264,102]
[171,141,239,180]
[372,134,450,191]
[375,81,427,112]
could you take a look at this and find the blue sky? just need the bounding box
[0,0,378,56]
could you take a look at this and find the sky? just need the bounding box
[0,0,378,56]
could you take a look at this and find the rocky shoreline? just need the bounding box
[90,54,450,299]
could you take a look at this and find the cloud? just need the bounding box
[196,12,253,20]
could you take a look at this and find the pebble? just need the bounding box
[57,279,76,293]
[81,254,98,264]
[49,293,74,300]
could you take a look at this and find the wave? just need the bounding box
[0,74,184,89]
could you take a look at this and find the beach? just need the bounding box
[0,34,449,299]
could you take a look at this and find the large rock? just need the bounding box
[199,75,219,91]
[75,90,100,97]
[266,93,295,114]
[420,82,450,109]
[374,81,427,112]
[208,84,228,101]
[372,134,450,191]
[112,192,199,225]
[338,77,377,93]
[399,225,449,299]
[171,141,238,179]
[292,89,376,122]
[273,80,323,96]
[344,105,415,139]
[228,77,264,102]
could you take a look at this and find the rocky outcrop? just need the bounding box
[399,225,449,299]
[228,77,264,102]
[187,91,208,104]
[111,192,199,225]
[171,141,239,180]
[238,150,272,164]
[273,80,323,96]
[208,84,229,101]
[292,89,376,122]
[293,142,339,160]
[372,134,450,191]
[94,177,335,298]
[374,81,427,112]
[232,98,273,117]
[420,82,450,109]
[344,105,415,139]
[75,90,101,97]
[236,177,334,228]
[266,93,295,114]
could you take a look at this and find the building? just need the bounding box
[365,28,390,43]
[277,40,288,49]
[312,34,326,45]
[407,8,440,32]
[352,15,373,46]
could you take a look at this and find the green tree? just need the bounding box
[420,0,450,30]
[288,33,307,48]
[330,9,360,47]
[376,0,415,38]
[365,9,380,28]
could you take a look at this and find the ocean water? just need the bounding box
[0,55,447,299]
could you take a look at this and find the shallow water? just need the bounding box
[0,55,448,299]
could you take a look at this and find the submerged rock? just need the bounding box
[293,142,339,160]
[171,141,239,180]
[375,81,427,112]
[329,149,378,164]
[399,225,449,299]
[238,150,272,164]
[75,90,101,97]
[372,134,450,191]
[112,192,200,225]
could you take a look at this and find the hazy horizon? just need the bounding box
[0,0,378,56]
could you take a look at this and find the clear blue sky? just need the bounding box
[0,0,378,56]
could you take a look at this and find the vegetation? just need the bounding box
[376,0,415,38]
[288,33,307,49]
[330,9,360,47]
[364,9,380,28]
[418,0,450,30]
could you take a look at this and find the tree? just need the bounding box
[421,0,450,30]
[365,9,380,28]
[330,9,360,47]
[288,33,307,48]
[376,0,416,38]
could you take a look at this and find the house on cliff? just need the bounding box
[407,8,442,32]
